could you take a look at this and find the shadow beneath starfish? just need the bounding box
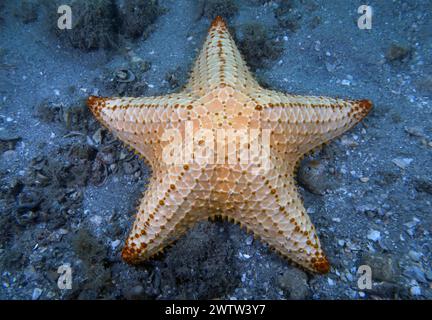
[132,221,241,299]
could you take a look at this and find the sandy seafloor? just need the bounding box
[0,0,431,299]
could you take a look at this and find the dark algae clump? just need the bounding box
[274,0,301,32]
[120,0,164,39]
[70,229,113,299]
[237,23,283,70]
[49,0,119,50]
[385,43,412,63]
[13,0,38,24]
[35,100,91,133]
[273,0,319,33]
[160,223,241,299]
[198,0,239,20]
[46,0,164,51]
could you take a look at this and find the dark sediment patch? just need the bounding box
[197,0,239,20]
[385,43,412,64]
[46,0,119,51]
[35,100,91,133]
[237,23,283,71]
[154,222,241,299]
[13,0,38,24]
[273,0,319,33]
[68,229,113,299]
[44,0,164,51]
[119,0,165,39]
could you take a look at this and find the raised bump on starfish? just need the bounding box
[87,16,372,274]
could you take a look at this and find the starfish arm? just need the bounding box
[255,89,372,156]
[121,163,206,263]
[230,171,329,273]
[185,16,260,95]
[87,94,197,165]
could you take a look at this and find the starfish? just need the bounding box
[87,16,372,273]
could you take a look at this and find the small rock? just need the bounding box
[359,177,369,183]
[356,204,377,218]
[68,144,96,161]
[340,136,358,148]
[410,286,421,297]
[111,239,121,250]
[16,210,39,226]
[368,282,401,299]
[376,170,400,187]
[90,215,102,226]
[240,253,251,259]
[404,126,424,137]
[277,268,310,299]
[123,285,146,300]
[0,132,22,153]
[385,43,412,62]
[164,67,183,89]
[58,228,69,235]
[119,151,128,160]
[425,270,432,281]
[5,179,23,197]
[325,61,336,73]
[245,235,253,246]
[32,288,43,300]
[307,207,316,214]
[392,158,413,169]
[2,150,17,162]
[341,79,351,86]
[403,266,427,284]
[361,253,398,283]
[404,218,420,234]
[114,69,136,83]
[123,160,140,175]
[298,160,333,195]
[367,230,381,242]
[414,178,432,195]
[408,250,422,262]
[92,128,103,145]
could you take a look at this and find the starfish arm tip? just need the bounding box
[359,98,373,113]
[313,255,331,274]
[210,15,227,28]
[86,95,107,118]
[353,98,373,122]
[87,95,101,107]
[121,245,140,265]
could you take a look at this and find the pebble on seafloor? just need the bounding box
[298,160,334,195]
[277,268,310,300]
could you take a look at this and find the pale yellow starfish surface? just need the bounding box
[87,16,372,273]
